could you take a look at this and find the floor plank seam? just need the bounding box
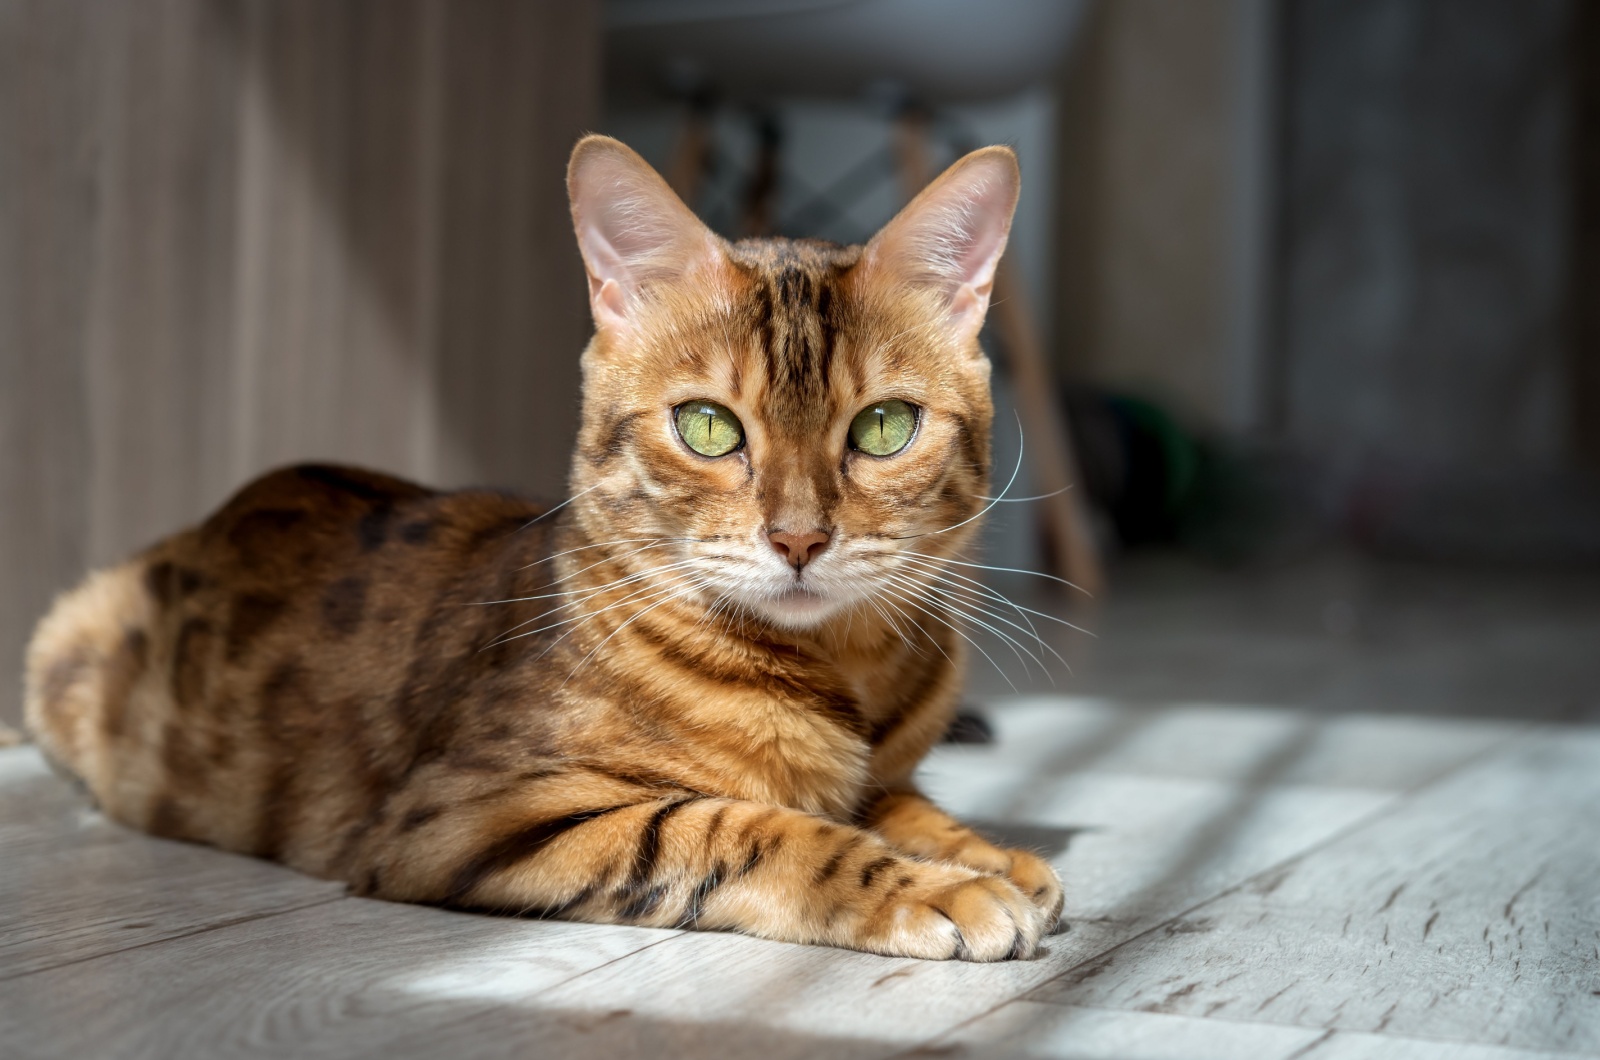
[382,928,690,1045]
[887,723,1543,1057]
[0,893,350,984]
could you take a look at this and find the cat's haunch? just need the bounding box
[25,136,1062,961]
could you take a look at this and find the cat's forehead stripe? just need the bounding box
[727,238,860,424]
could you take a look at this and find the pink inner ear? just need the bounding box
[866,151,1020,330]
[946,170,1017,291]
[569,141,718,322]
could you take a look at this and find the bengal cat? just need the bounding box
[25,136,1063,961]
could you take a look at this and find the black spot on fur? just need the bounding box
[172,617,214,711]
[145,561,207,606]
[399,520,435,545]
[859,855,896,889]
[466,513,533,551]
[145,561,177,606]
[399,806,443,833]
[296,464,401,503]
[815,836,861,884]
[101,629,149,740]
[225,594,287,662]
[358,504,394,551]
[321,576,368,636]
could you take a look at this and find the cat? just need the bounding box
[24,135,1063,961]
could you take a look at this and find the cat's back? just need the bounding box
[24,463,559,868]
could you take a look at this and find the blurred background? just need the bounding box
[2,0,1597,730]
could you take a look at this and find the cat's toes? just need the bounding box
[1004,848,1065,931]
[861,868,1046,962]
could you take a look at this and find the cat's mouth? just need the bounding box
[759,583,837,625]
[770,585,827,607]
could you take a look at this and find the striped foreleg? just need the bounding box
[398,790,1051,961]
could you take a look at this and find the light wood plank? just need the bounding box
[926,1001,1583,1060]
[1,708,1574,1056]
[1027,728,1600,1054]
[929,697,1524,792]
[0,748,128,861]
[1303,1030,1587,1060]
[0,826,343,980]
[361,701,1519,1057]
[925,1000,1325,1059]
[0,747,85,828]
[424,779,1396,1058]
[3,749,343,978]
[0,897,676,1060]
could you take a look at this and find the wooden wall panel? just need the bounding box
[0,0,600,727]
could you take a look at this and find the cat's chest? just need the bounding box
[678,689,873,819]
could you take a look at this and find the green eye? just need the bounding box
[849,399,917,456]
[675,400,744,457]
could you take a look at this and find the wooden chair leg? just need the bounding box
[740,113,782,237]
[893,110,1105,600]
[988,258,1105,599]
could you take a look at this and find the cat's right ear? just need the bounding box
[568,135,722,333]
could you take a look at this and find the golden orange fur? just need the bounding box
[24,136,1062,961]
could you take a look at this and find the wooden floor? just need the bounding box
[3,692,1597,1059]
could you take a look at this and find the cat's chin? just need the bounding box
[750,586,847,630]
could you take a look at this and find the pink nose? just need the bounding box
[767,529,830,570]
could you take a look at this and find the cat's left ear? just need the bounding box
[863,145,1020,342]
[567,135,723,332]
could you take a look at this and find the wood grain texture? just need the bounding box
[926,999,1327,1059]
[1,748,344,980]
[2,704,1592,1058]
[0,897,677,1060]
[0,0,599,728]
[0,834,343,981]
[406,737,1416,1058]
[1029,727,1600,1054]
[920,697,1525,791]
[927,1000,1583,1060]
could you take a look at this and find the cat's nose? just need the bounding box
[767,528,830,570]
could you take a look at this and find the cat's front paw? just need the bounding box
[915,835,1064,934]
[1003,848,1064,932]
[855,866,1048,962]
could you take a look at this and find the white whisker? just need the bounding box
[892,410,1025,542]
[877,580,1016,693]
[902,548,1091,599]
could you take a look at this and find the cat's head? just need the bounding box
[564,135,1017,632]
